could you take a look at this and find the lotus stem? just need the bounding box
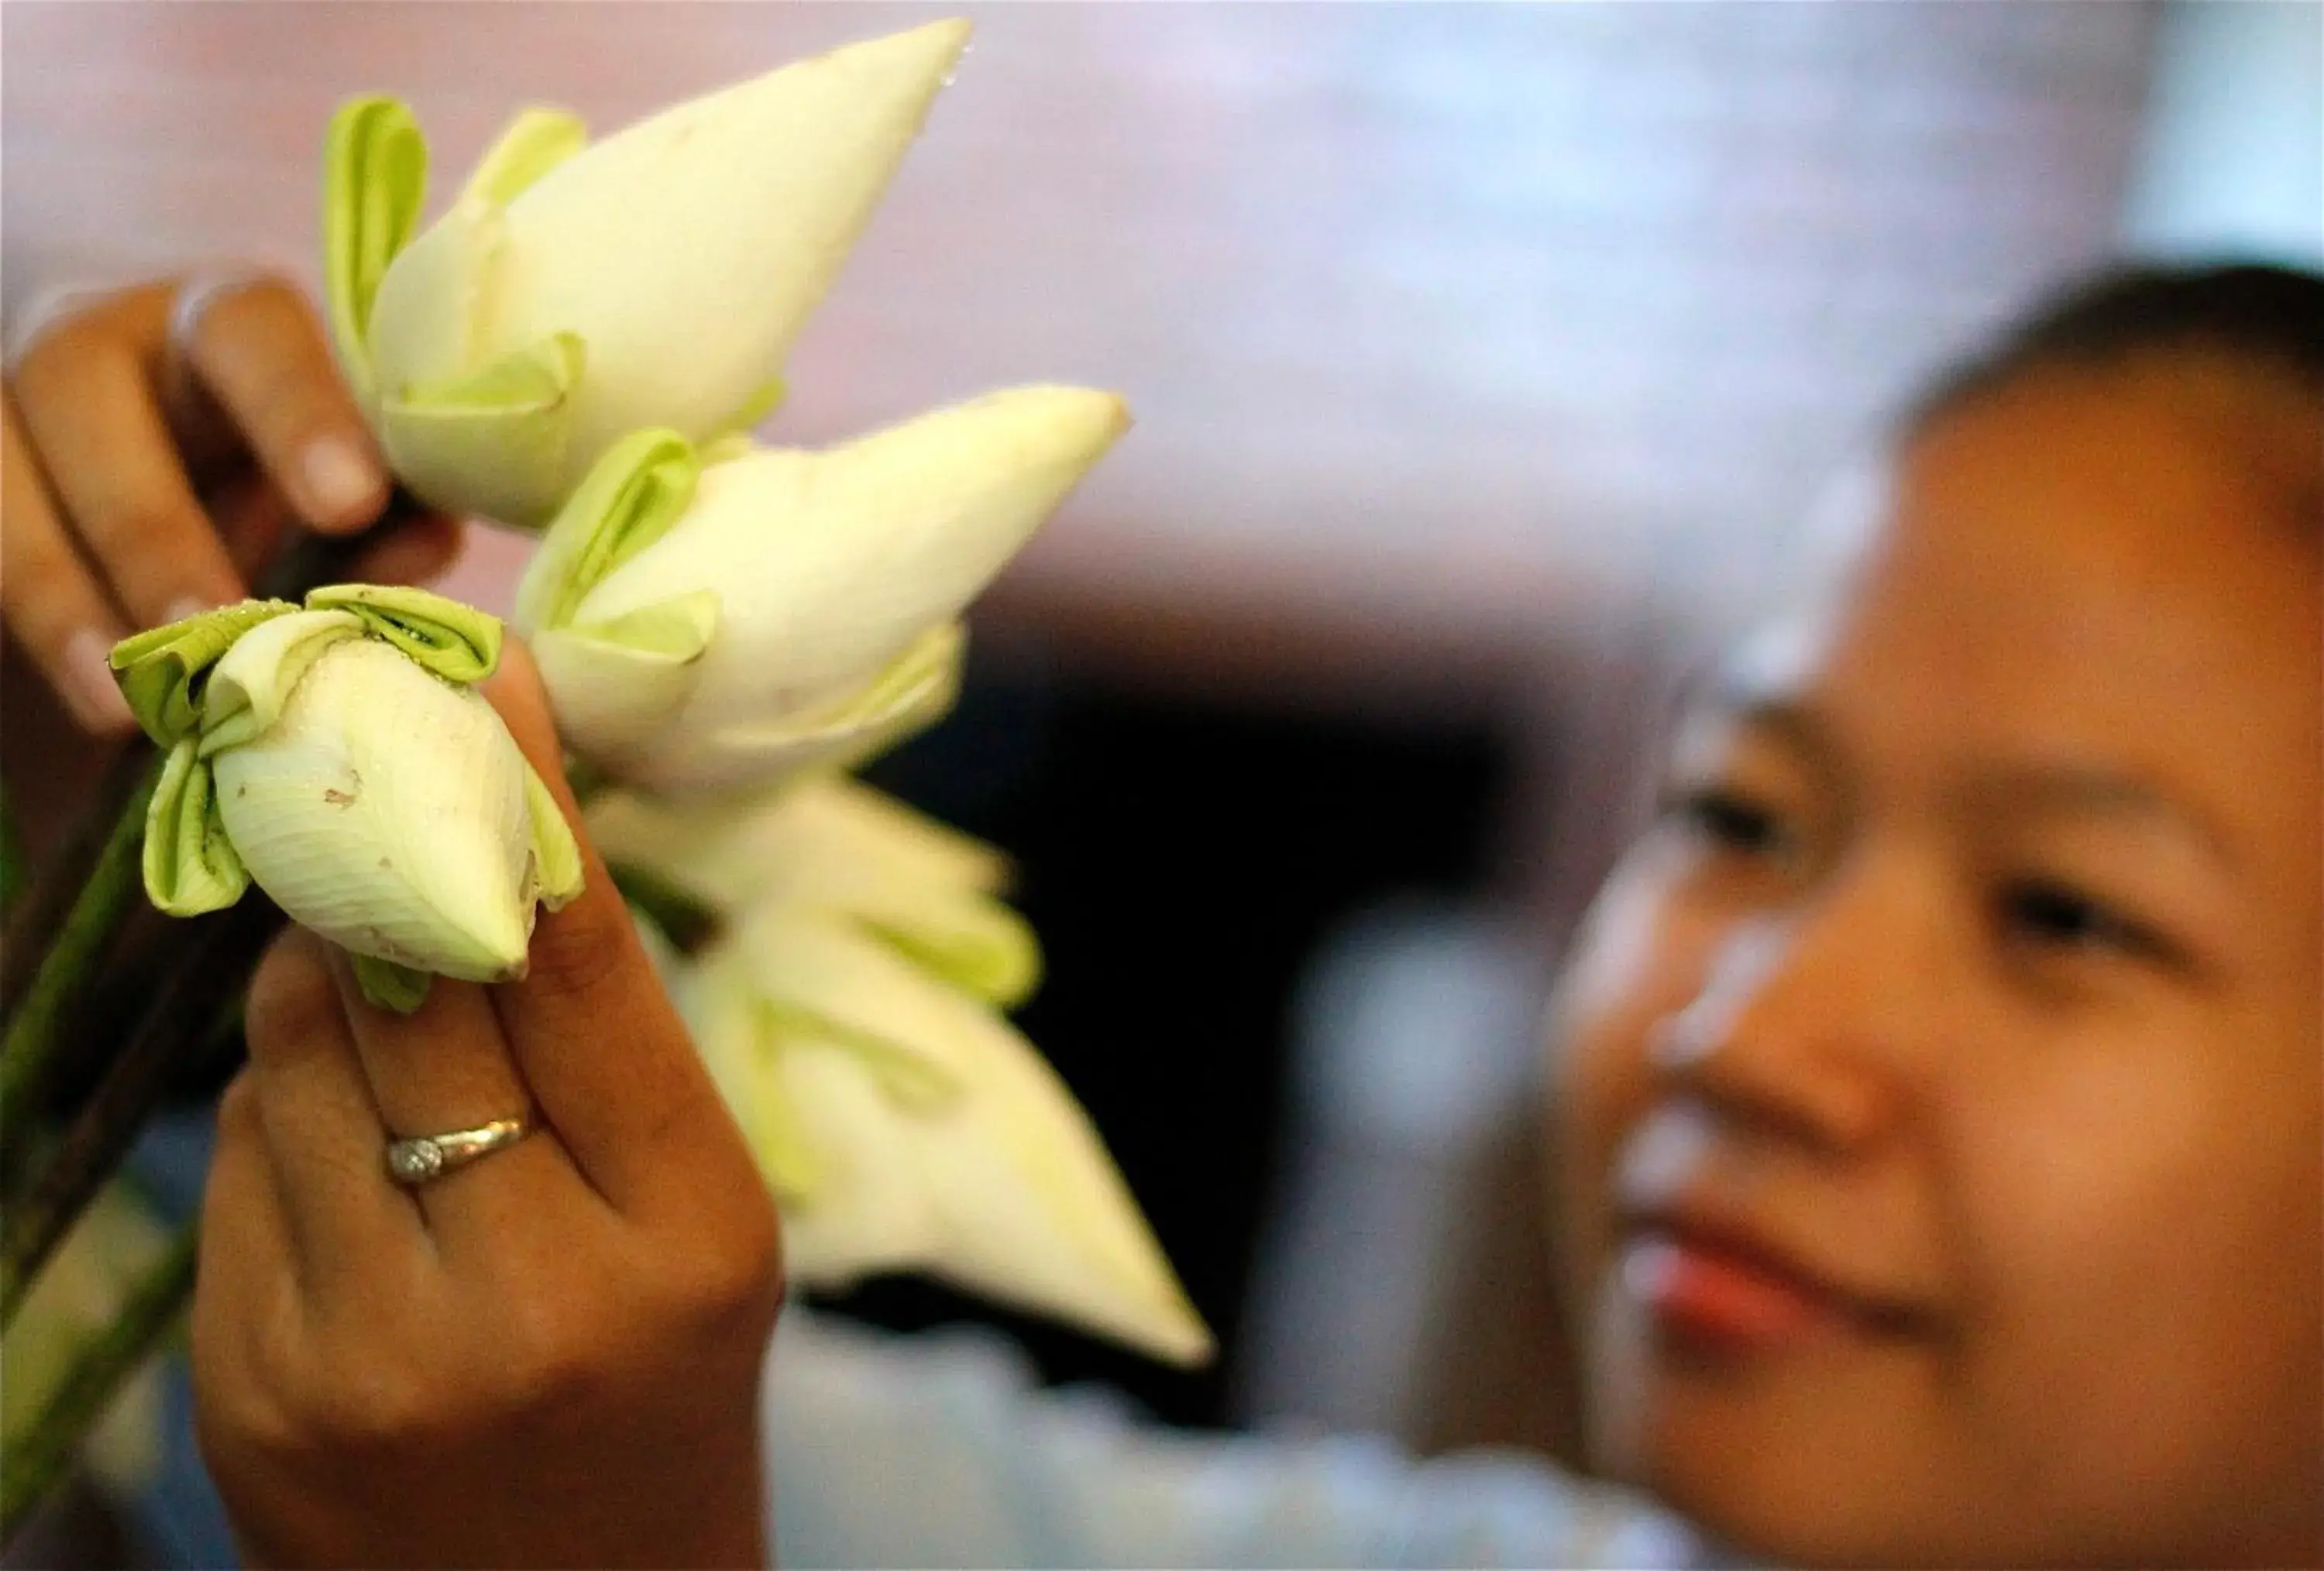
[0,902,266,1330]
[0,764,160,1182]
[0,524,390,1184]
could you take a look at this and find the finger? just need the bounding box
[242,927,428,1294]
[328,954,593,1248]
[205,470,294,581]
[194,1072,309,1380]
[11,310,244,626]
[0,390,135,732]
[483,641,744,1212]
[349,510,463,588]
[207,486,457,598]
[176,277,389,534]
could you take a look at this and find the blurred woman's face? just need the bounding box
[1549,358,2322,1568]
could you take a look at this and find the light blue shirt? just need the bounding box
[767,1309,1705,1569]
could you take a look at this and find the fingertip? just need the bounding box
[349,512,462,588]
[59,627,138,734]
[297,433,391,534]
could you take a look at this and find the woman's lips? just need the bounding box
[1619,1226,1903,1355]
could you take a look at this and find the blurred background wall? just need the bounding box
[6,0,2315,1460]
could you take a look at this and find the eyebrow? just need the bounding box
[1954,768,2236,870]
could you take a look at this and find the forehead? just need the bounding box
[1752,362,2320,837]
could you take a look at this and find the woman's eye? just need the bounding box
[1670,787,1793,861]
[1998,878,2169,963]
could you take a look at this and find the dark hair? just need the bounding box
[1912,261,2324,428]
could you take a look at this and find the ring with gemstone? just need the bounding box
[385,1116,532,1188]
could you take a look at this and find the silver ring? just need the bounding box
[386,1116,532,1188]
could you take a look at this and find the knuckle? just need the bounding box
[195,273,304,345]
[11,316,108,395]
[662,1189,786,1339]
[297,1363,431,1456]
[193,1357,304,1473]
[215,1069,263,1140]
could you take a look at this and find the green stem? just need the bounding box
[608,859,725,955]
[0,906,263,1331]
[0,761,160,1174]
[0,1219,197,1545]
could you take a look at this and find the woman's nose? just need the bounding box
[1650,881,1928,1156]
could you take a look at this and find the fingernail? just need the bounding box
[163,596,216,627]
[61,628,136,734]
[301,435,383,524]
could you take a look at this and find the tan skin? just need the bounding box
[2,280,781,1566]
[1549,355,2323,1567]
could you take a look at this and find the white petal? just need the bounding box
[622,620,963,799]
[592,775,1036,1004]
[591,771,1009,910]
[365,194,507,413]
[677,946,815,1192]
[729,906,989,1084]
[197,607,364,756]
[531,590,720,764]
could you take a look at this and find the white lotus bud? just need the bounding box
[598,770,1204,1363]
[677,907,1212,1368]
[109,587,582,1011]
[516,386,1129,799]
[321,20,971,527]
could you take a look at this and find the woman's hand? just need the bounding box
[1,277,460,850]
[191,645,785,1570]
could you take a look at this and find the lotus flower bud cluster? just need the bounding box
[591,777,1212,1366]
[108,586,583,1012]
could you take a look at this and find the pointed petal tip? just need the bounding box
[741,15,972,111]
[1147,1312,1219,1370]
[1023,383,1133,438]
[872,16,975,68]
